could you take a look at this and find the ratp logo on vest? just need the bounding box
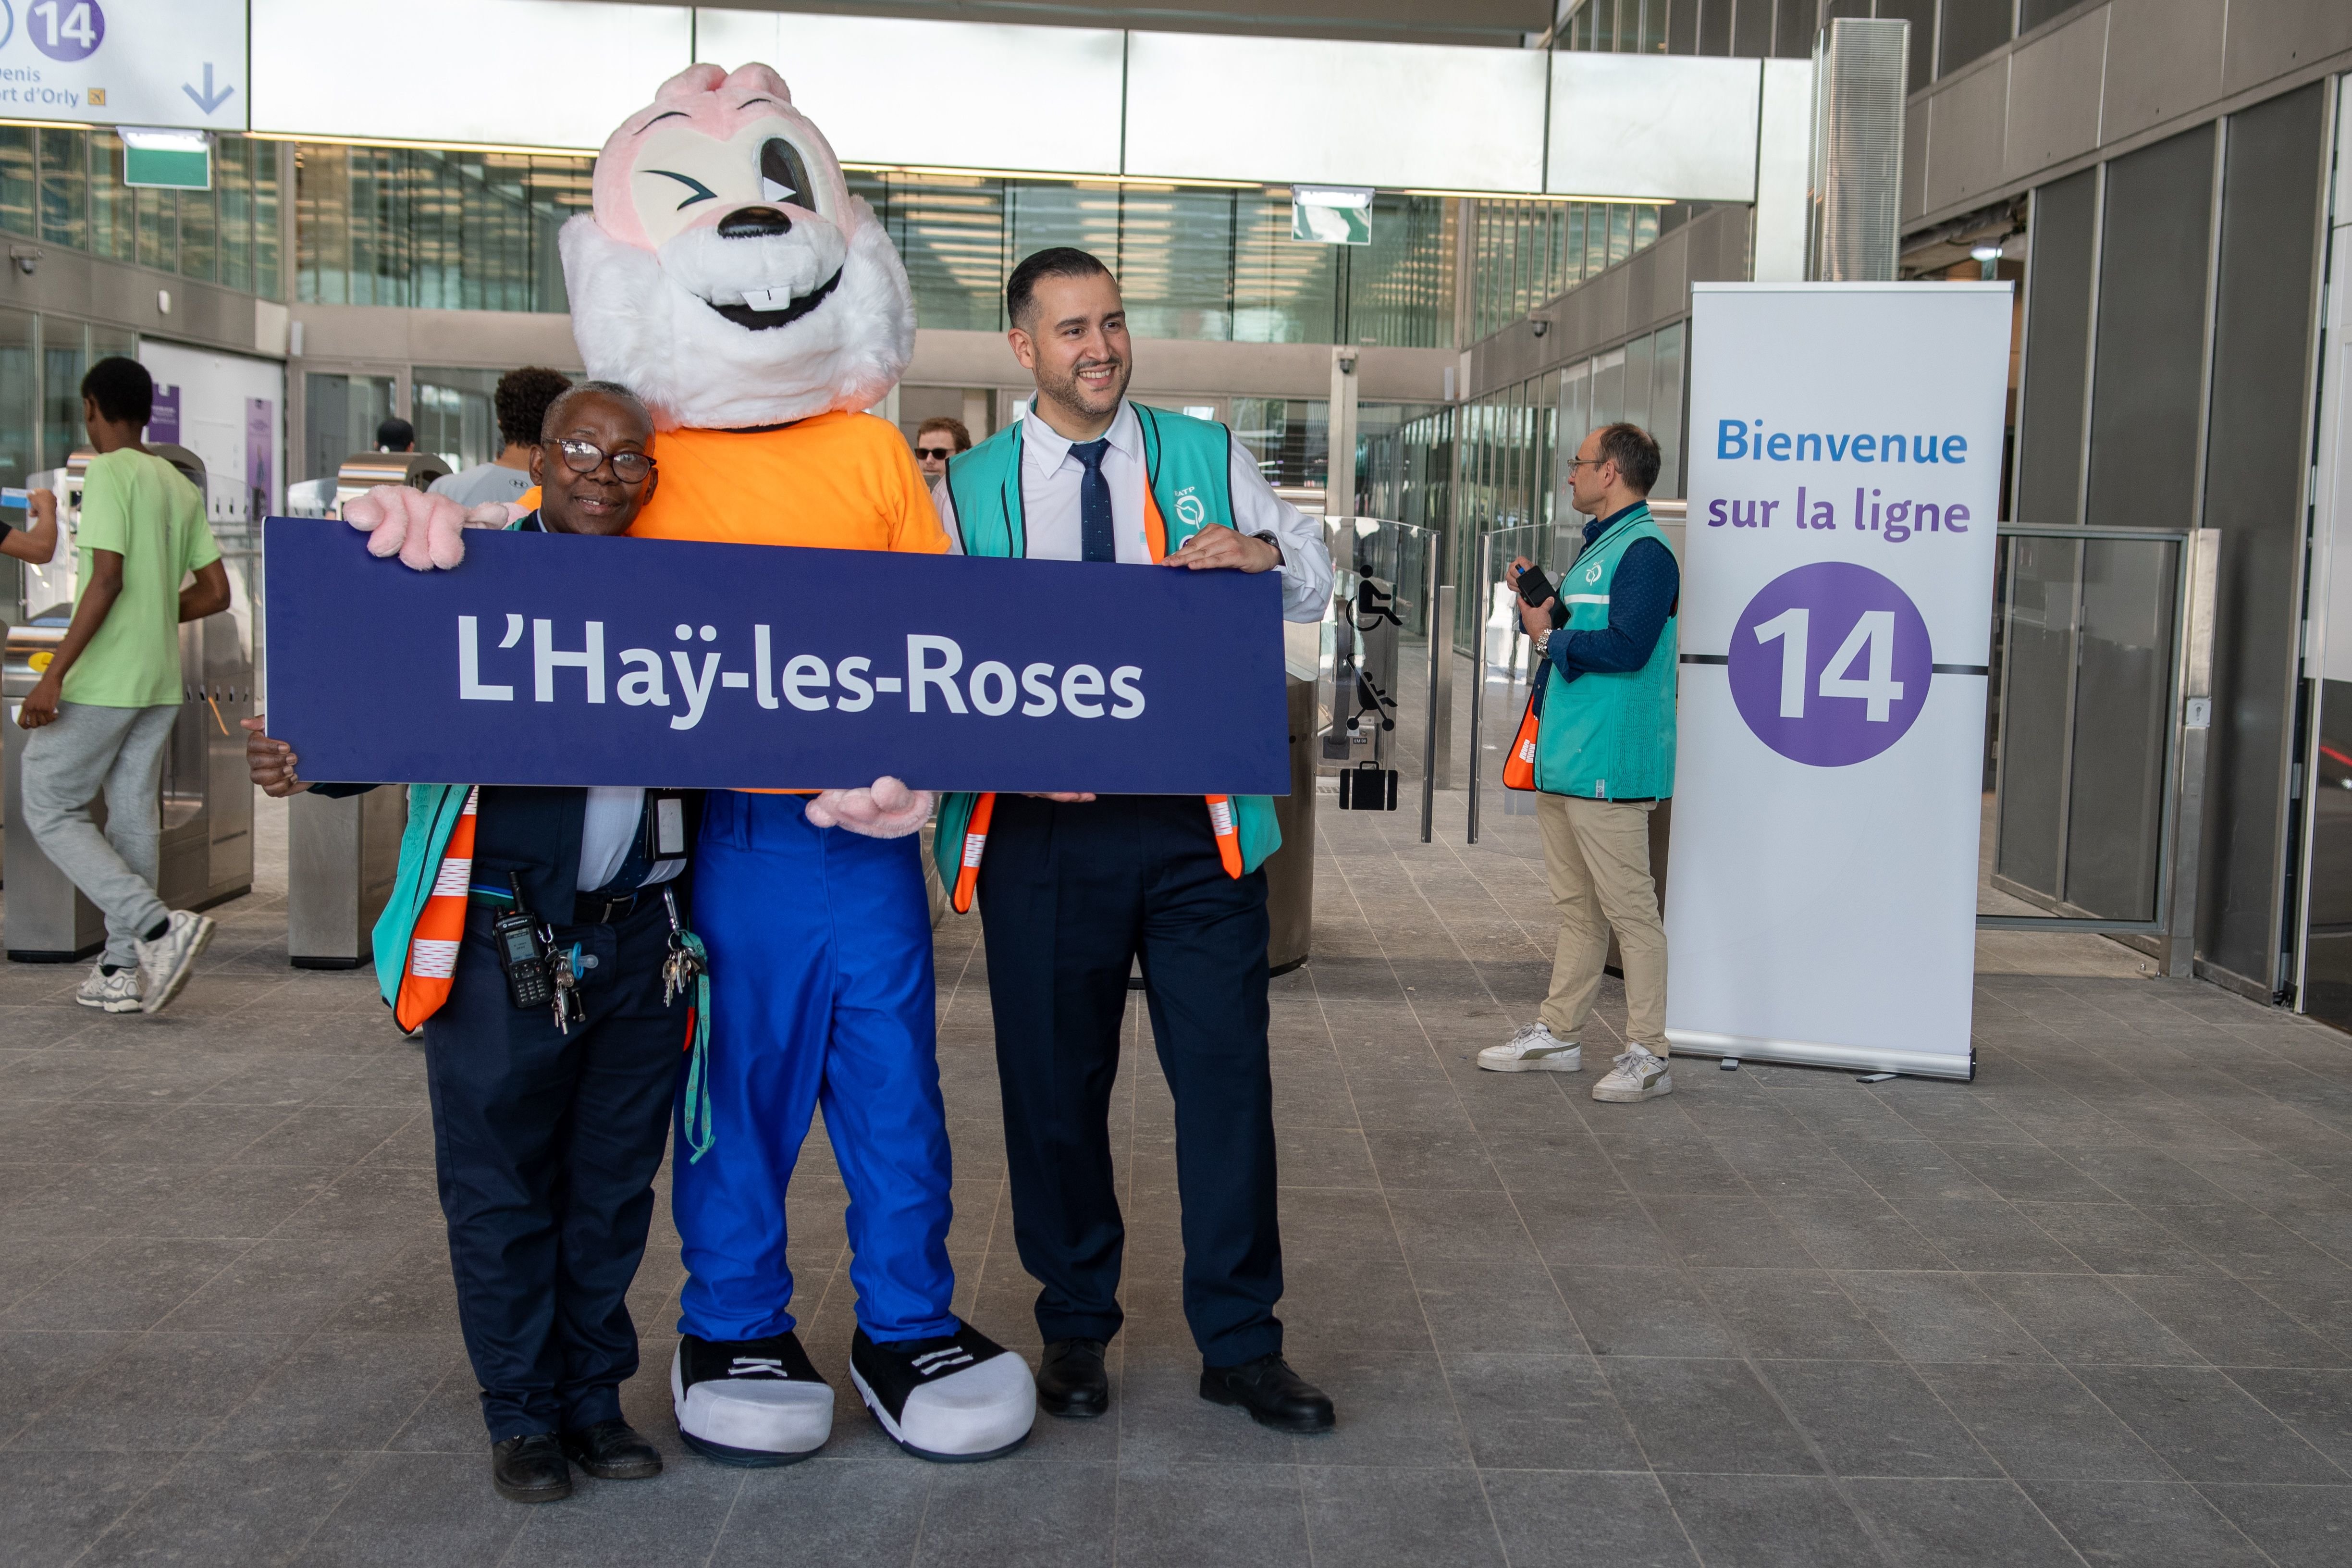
[1174,489,1206,528]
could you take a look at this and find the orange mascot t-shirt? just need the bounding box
[635,412,947,553]
[520,410,948,554]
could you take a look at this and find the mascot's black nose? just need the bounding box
[717,206,795,238]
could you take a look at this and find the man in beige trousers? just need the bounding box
[1480,423,1679,1103]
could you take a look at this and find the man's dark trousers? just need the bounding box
[422,898,679,1443]
[977,792,1283,1366]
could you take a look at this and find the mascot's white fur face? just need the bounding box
[563,62,913,431]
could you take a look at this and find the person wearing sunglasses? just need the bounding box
[246,381,700,1505]
[911,415,972,487]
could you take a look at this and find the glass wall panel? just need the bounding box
[0,125,34,237]
[304,373,397,482]
[1939,0,2014,77]
[38,129,86,250]
[1653,321,1686,497]
[87,132,133,263]
[0,307,34,489]
[2014,170,2096,525]
[2084,126,2214,533]
[413,367,501,472]
[849,174,1448,347]
[2204,83,2329,989]
[296,143,587,312]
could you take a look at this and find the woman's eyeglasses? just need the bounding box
[551,438,654,484]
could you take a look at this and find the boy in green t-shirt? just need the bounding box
[16,358,232,1015]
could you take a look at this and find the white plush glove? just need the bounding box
[342,487,518,570]
[804,776,935,839]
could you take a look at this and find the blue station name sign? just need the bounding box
[263,519,1291,795]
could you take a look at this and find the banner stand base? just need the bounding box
[1664,1028,1977,1083]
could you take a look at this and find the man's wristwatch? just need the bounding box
[1251,531,1284,567]
[1534,629,1552,657]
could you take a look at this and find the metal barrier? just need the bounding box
[1980,524,2216,978]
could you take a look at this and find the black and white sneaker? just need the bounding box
[671,1332,835,1467]
[849,1321,1035,1462]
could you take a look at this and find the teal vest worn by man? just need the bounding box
[932,403,1283,889]
[1535,504,1678,801]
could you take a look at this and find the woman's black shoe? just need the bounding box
[1037,1338,1109,1419]
[491,1433,573,1502]
[561,1418,663,1479]
[1199,1354,1335,1433]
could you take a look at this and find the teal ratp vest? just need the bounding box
[1534,504,1678,801]
[932,403,1283,888]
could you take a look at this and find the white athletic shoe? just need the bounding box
[672,1333,835,1467]
[850,1321,1035,1462]
[1478,1022,1582,1073]
[75,963,143,1013]
[1592,1045,1674,1102]
[132,910,216,1015]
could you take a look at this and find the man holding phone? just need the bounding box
[1481,422,1680,1104]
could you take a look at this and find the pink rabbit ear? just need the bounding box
[653,62,727,107]
[723,63,792,104]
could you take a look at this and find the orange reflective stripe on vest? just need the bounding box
[1502,690,1542,792]
[951,790,995,914]
[394,785,480,1032]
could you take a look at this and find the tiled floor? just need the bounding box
[6,787,2352,1567]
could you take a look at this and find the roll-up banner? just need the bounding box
[1664,282,2012,1080]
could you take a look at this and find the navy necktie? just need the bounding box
[1071,438,1115,563]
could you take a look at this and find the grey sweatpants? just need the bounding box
[21,701,178,967]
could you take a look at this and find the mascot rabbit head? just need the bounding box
[561,62,913,431]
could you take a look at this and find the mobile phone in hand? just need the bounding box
[1516,564,1556,605]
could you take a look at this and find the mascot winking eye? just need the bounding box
[345,61,1037,1469]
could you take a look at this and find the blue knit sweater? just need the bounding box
[1547,504,1679,685]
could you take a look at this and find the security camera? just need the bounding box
[10,245,40,277]
[1335,346,1360,372]
[1530,317,1551,339]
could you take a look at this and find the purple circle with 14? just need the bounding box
[26,0,103,62]
[1726,561,1933,767]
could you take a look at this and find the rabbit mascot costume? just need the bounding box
[347,62,1034,1467]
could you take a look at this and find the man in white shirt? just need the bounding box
[929,247,1336,1436]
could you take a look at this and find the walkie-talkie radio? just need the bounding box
[492,875,555,1010]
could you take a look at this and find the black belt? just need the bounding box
[571,890,647,926]
[469,887,653,926]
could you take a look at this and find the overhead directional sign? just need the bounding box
[0,0,247,131]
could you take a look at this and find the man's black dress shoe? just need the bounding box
[562,1418,663,1479]
[1199,1354,1335,1433]
[491,1433,572,1503]
[1037,1338,1109,1419]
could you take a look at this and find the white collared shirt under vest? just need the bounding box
[932,399,1334,625]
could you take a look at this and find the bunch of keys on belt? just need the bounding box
[550,945,585,1034]
[660,887,706,1004]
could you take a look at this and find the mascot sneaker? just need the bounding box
[849,1321,1035,1462]
[672,1332,835,1466]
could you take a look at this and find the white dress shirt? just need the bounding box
[933,400,1332,623]
[576,787,684,895]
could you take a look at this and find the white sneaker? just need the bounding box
[75,963,143,1013]
[1592,1045,1674,1102]
[1478,1022,1582,1073]
[132,910,216,1015]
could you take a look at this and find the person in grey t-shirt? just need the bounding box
[430,366,575,507]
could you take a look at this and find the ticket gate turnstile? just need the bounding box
[3,446,256,959]
[276,450,443,966]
